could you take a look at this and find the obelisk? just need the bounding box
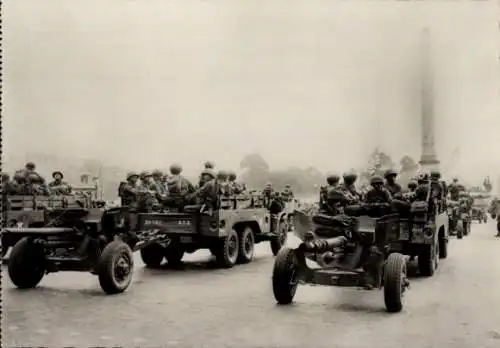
[419,27,440,172]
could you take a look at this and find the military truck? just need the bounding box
[399,197,449,277]
[136,192,292,269]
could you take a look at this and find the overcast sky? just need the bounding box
[3,0,499,181]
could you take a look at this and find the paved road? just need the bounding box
[3,222,500,348]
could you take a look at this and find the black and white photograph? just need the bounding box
[1,1,499,347]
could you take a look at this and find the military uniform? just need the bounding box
[365,176,392,204]
[48,171,72,195]
[384,169,402,198]
[165,164,195,209]
[228,171,245,194]
[189,169,219,214]
[119,172,140,207]
[448,179,462,201]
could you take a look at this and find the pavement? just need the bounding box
[3,221,500,348]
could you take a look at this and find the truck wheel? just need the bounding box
[463,221,469,236]
[439,234,448,259]
[214,229,239,268]
[164,245,185,267]
[456,222,464,239]
[237,227,255,264]
[97,240,134,295]
[8,237,46,289]
[272,247,298,305]
[384,253,407,313]
[270,220,288,256]
[418,243,436,277]
[140,243,165,268]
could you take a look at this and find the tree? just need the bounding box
[399,155,419,188]
[240,153,270,188]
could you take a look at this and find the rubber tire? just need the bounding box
[272,247,298,305]
[456,222,464,239]
[140,243,165,268]
[270,220,288,256]
[164,245,185,266]
[8,237,46,289]
[237,227,255,264]
[439,235,448,259]
[418,244,436,277]
[97,240,134,295]
[384,253,406,313]
[213,229,239,268]
[463,220,469,236]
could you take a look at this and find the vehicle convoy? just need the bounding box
[272,203,410,313]
[137,191,292,269]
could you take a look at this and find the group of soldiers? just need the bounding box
[1,162,73,197]
[318,169,461,215]
[118,161,297,214]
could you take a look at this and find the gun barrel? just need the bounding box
[300,236,347,253]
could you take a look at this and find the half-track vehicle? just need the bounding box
[136,191,293,269]
[272,203,410,313]
[2,193,170,295]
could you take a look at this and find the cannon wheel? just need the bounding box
[270,218,288,256]
[213,229,239,268]
[272,247,298,305]
[456,222,464,239]
[97,240,134,295]
[237,227,255,264]
[8,237,46,289]
[384,253,407,313]
[140,243,165,268]
[418,242,437,277]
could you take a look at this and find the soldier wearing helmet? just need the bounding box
[365,175,392,204]
[26,172,49,196]
[164,164,195,209]
[384,169,402,198]
[138,171,154,190]
[48,171,72,195]
[281,184,294,202]
[320,174,346,214]
[341,172,361,203]
[188,168,219,215]
[118,172,140,207]
[151,169,167,196]
[429,170,446,212]
[216,170,231,195]
[448,177,464,201]
[227,171,245,194]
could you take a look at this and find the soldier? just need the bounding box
[282,184,294,202]
[228,171,245,194]
[1,173,16,195]
[204,161,215,170]
[321,174,345,214]
[414,173,431,201]
[216,170,231,195]
[407,180,418,193]
[119,172,140,207]
[448,177,462,201]
[12,171,28,195]
[26,173,50,196]
[189,168,219,215]
[263,182,274,208]
[430,170,445,212]
[488,197,500,237]
[165,164,195,208]
[48,171,72,195]
[151,170,167,195]
[365,175,392,204]
[341,172,361,203]
[138,171,154,190]
[384,169,402,198]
